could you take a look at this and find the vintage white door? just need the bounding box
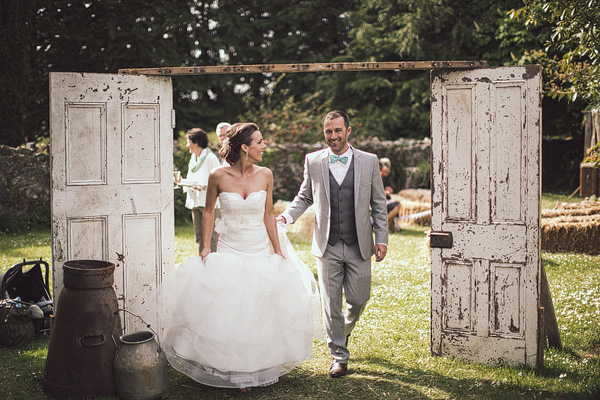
[50,72,175,333]
[430,65,541,366]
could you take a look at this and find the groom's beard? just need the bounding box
[326,136,348,154]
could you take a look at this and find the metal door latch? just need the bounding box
[429,231,453,248]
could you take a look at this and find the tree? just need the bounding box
[0,1,34,146]
[5,0,593,147]
[510,0,600,107]
[318,0,530,140]
[22,0,226,143]
[214,0,356,137]
[11,0,357,145]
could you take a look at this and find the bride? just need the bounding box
[160,122,321,390]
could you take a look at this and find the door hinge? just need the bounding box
[171,109,176,129]
[429,231,453,248]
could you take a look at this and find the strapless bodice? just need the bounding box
[214,190,269,256]
[218,190,266,223]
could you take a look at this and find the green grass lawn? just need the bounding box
[0,193,598,399]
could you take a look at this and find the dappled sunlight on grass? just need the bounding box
[293,225,600,398]
[0,219,598,399]
[541,251,600,391]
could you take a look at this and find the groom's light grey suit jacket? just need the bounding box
[286,147,388,260]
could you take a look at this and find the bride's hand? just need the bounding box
[274,249,286,259]
[200,248,210,260]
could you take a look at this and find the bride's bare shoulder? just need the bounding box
[256,165,272,173]
[211,165,233,178]
[256,165,273,179]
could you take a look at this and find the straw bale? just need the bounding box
[396,200,431,226]
[393,189,431,226]
[273,200,315,236]
[542,201,600,218]
[541,201,600,255]
[552,200,600,210]
[398,189,431,204]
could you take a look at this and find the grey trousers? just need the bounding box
[191,207,219,254]
[316,240,371,362]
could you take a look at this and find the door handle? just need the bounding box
[429,231,453,248]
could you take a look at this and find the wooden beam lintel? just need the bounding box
[118,61,487,76]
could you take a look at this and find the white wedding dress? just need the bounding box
[160,190,321,389]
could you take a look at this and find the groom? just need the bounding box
[278,110,388,378]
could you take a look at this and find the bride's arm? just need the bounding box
[263,169,284,258]
[200,171,219,259]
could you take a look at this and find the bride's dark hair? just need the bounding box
[219,122,259,165]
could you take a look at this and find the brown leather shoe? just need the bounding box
[329,361,348,378]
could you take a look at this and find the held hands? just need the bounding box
[275,215,286,224]
[375,244,387,262]
[200,248,211,260]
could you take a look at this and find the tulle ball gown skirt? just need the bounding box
[160,227,321,389]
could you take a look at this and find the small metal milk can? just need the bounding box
[114,329,169,400]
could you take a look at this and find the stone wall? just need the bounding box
[0,144,50,232]
[266,137,431,201]
[0,136,585,232]
[0,138,432,231]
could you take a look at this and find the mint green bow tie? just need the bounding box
[329,154,348,165]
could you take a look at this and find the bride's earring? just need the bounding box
[245,151,248,161]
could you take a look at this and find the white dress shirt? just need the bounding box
[328,146,353,185]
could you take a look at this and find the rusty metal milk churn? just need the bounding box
[114,330,169,400]
[42,260,122,398]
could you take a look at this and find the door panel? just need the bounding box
[50,72,174,333]
[430,66,541,366]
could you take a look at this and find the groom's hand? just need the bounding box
[375,244,387,262]
[276,215,286,224]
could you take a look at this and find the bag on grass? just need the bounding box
[0,300,35,347]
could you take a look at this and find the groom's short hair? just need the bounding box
[323,110,349,129]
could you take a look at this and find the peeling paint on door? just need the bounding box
[50,72,175,334]
[430,66,541,366]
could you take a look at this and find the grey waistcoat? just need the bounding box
[328,158,358,246]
